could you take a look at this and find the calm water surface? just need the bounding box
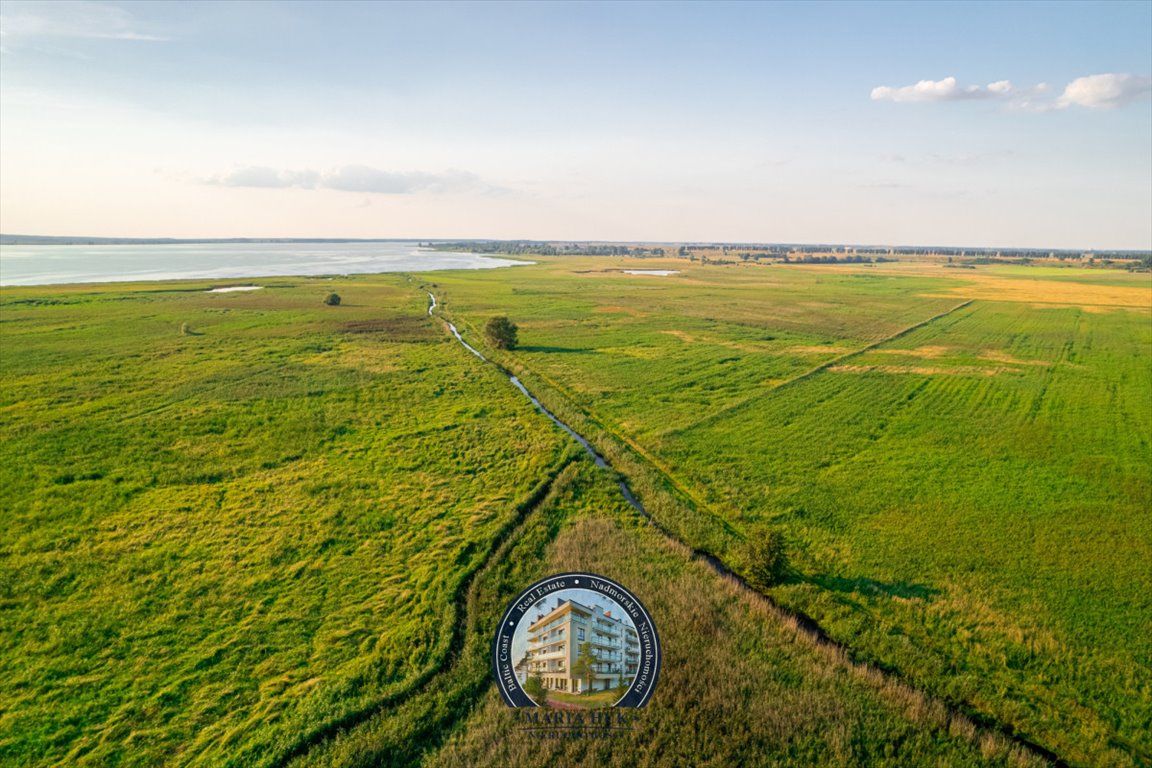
[0,242,530,286]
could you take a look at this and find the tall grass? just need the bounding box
[0,277,570,766]
[421,462,1044,768]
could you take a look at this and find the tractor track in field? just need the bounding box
[671,298,976,437]
[428,293,1069,768]
[268,454,577,768]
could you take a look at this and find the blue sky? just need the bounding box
[1,1,1149,248]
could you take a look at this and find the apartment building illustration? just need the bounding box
[523,597,640,693]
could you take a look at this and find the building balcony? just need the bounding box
[530,638,565,650]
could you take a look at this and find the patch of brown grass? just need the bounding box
[831,364,1009,377]
[340,316,436,342]
[926,274,1151,308]
[424,508,1043,768]
[786,345,855,355]
[880,345,952,358]
[979,350,1048,366]
[659,329,697,343]
[593,306,648,317]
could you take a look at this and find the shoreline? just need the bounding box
[0,242,533,288]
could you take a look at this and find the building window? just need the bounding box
[578,628,585,641]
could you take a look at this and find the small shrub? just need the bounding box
[742,525,788,589]
[324,293,342,306]
[523,674,548,704]
[484,316,518,350]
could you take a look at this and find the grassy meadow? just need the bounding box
[296,458,1043,768]
[429,257,1152,767]
[1,255,1148,767]
[0,276,570,765]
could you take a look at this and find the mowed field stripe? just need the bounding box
[672,298,975,437]
[490,298,976,535]
[434,294,1069,768]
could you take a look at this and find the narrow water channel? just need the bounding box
[423,293,1073,768]
[428,293,643,512]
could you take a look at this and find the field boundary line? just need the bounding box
[681,549,1068,768]
[441,310,729,537]
[675,298,975,436]
[458,298,976,544]
[433,297,1069,768]
[267,452,578,768]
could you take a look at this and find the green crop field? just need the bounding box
[430,256,1152,767]
[2,256,1149,767]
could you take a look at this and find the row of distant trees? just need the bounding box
[441,241,669,258]
[432,240,1149,269]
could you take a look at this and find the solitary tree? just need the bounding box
[742,525,789,589]
[485,316,518,350]
[323,292,341,306]
[571,641,598,694]
[523,674,548,704]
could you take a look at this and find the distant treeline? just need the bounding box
[442,241,672,258]
[437,240,1151,271]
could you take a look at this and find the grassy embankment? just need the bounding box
[0,276,571,766]
[429,256,1152,767]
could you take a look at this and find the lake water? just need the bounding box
[0,242,531,286]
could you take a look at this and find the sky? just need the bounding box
[1,0,1150,249]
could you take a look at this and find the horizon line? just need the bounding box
[2,234,1148,255]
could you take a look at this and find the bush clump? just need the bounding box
[742,525,789,589]
[324,293,342,306]
[484,316,518,349]
[523,674,548,704]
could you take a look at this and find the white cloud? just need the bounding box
[869,77,1054,106]
[0,1,166,42]
[873,73,1150,112]
[1057,74,1152,109]
[870,77,1001,103]
[210,165,482,194]
[326,166,454,194]
[214,167,318,189]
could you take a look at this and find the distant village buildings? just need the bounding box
[521,598,640,694]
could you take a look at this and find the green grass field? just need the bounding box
[291,459,1042,768]
[430,257,1152,767]
[2,257,1148,767]
[0,276,570,765]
